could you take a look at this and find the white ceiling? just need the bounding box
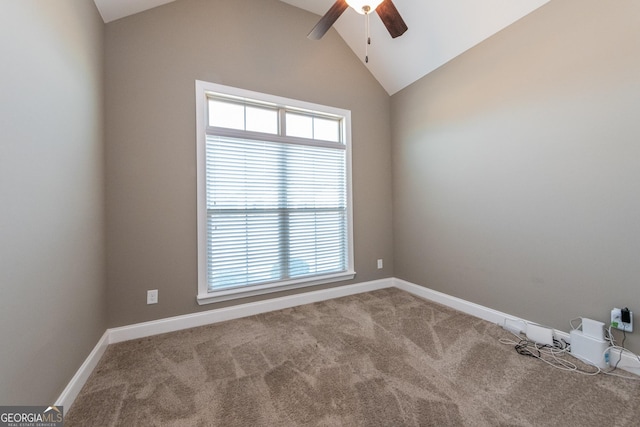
[94,0,550,94]
[93,0,177,23]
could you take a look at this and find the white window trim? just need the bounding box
[195,80,355,305]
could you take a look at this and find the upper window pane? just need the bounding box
[208,99,244,130]
[286,112,341,142]
[286,113,312,139]
[209,99,278,135]
[246,105,278,134]
[314,117,341,142]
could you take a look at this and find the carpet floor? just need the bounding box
[66,288,640,426]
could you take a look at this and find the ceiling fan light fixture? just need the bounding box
[308,0,406,41]
[346,0,384,14]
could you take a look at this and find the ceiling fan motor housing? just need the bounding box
[308,0,407,41]
[346,0,384,14]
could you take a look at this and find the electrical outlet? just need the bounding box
[147,289,158,305]
[377,259,383,269]
[611,307,633,332]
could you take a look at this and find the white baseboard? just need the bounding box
[108,278,393,344]
[394,278,574,340]
[393,278,524,326]
[55,330,109,409]
[394,278,640,376]
[59,278,392,410]
[608,348,640,377]
[60,276,640,411]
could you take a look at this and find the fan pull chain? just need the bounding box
[364,5,371,64]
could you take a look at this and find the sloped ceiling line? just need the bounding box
[94,0,549,94]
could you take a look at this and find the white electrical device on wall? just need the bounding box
[569,318,609,369]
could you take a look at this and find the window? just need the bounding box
[195,81,355,304]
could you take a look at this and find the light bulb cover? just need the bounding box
[346,0,384,14]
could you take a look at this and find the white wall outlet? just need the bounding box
[611,308,633,332]
[147,289,158,305]
[377,259,383,269]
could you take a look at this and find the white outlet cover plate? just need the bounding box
[611,308,633,332]
[147,290,158,304]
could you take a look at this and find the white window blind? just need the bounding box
[196,81,355,304]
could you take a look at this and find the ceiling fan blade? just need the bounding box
[375,0,408,38]
[308,0,349,40]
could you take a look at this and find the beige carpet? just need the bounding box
[66,288,640,426]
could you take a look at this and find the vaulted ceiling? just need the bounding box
[93,0,550,94]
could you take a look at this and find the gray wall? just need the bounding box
[392,0,640,352]
[0,1,106,404]
[104,0,394,327]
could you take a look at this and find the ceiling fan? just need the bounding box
[308,0,408,41]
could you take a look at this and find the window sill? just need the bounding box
[196,271,356,305]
